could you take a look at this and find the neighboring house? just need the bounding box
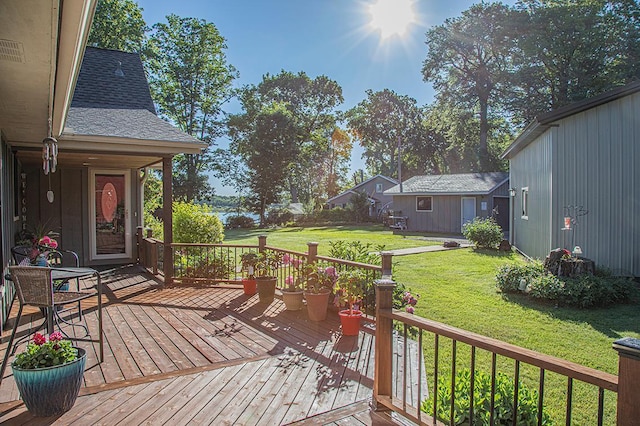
[385,172,510,234]
[0,1,205,325]
[326,175,398,218]
[501,81,640,277]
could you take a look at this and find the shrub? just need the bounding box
[495,261,544,293]
[226,214,255,229]
[463,217,504,249]
[173,201,224,243]
[422,368,552,425]
[265,207,293,226]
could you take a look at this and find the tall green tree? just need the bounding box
[228,70,344,209]
[88,0,147,52]
[422,3,518,172]
[146,14,238,201]
[346,89,436,179]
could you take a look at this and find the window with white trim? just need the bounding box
[416,196,433,212]
[521,187,529,219]
[375,183,383,193]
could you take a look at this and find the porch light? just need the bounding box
[508,187,516,197]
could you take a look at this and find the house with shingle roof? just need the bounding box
[384,172,510,233]
[0,0,205,289]
[326,174,398,218]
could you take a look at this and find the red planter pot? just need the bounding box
[339,310,362,336]
[242,278,257,296]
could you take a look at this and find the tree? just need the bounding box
[228,70,344,210]
[146,14,238,201]
[231,105,297,225]
[88,0,148,52]
[346,89,435,179]
[422,3,518,172]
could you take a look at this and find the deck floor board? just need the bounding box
[0,267,425,425]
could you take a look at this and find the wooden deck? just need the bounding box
[0,266,423,425]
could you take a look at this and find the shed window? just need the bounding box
[521,187,529,220]
[416,196,433,212]
[375,183,383,192]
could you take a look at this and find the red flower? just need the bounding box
[49,331,63,342]
[33,333,46,346]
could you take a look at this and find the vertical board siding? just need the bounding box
[553,93,640,276]
[514,90,640,276]
[511,129,553,259]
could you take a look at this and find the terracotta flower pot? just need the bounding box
[339,310,362,336]
[256,276,277,304]
[282,289,304,310]
[304,290,330,321]
[242,278,257,296]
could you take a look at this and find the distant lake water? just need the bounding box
[212,211,259,224]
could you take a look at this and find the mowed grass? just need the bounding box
[222,225,640,423]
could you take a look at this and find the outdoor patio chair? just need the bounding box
[0,266,97,385]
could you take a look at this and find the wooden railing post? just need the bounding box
[307,242,319,264]
[613,337,640,425]
[136,226,144,263]
[373,277,396,410]
[258,235,267,253]
[381,251,393,278]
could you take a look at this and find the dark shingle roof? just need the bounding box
[72,47,156,113]
[65,107,202,144]
[385,172,509,195]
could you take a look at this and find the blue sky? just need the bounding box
[135,0,516,195]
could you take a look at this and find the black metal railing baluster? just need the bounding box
[470,346,476,424]
[513,360,520,426]
[450,340,457,425]
[433,334,439,426]
[490,353,497,426]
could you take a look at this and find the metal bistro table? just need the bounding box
[49,267,104,362]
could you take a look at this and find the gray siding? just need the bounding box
[510,130,553,259]
[551,92,640,276]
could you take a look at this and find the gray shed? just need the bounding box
[385,172,509,234]
[502,81,640,277]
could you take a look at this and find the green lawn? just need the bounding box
[223,224,640,423]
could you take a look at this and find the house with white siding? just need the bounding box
[501,81,640,277]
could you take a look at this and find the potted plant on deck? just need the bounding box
[239,251,259,295]
[254,250,283,304]
[304,264,338,321]
[11,332,86,417]
[335,269,367,335]
[281,254,306,310]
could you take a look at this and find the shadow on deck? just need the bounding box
[0,266,421,425]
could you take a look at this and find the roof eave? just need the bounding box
[59,133,206,155]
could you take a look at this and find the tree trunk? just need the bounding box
[478,94,490,172]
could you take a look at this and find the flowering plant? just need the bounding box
[400,290,419,314]
[334,269,367,314]
[282,254,307,292]
[12,332,78,369]
[239,251,260,279]
[254,250,283,278]
[305,263,338,294]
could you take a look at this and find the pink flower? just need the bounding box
[33,333,46,345]
[282,254,291,265]
[285,275,294,285]
[324,266,336,277]
[38,236,58,249]
[49,331,63,341]
[292,258,303,267]
[406,306,415,314]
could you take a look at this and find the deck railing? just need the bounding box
[135,229,386,312]
[373,279,640,426]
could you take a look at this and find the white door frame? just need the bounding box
[89,169,131,261]
[461,197,476,228]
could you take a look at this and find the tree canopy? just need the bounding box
[88,0,148,52]
[146,14,238,202]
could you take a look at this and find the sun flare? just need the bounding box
[368,0,415,39]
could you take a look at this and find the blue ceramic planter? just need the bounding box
[12,347,86,417]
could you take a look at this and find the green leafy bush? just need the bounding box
[422,369,551,425]
[497,262,636,308]
[173,201,224,243]
[266,207,293,226]
[495,262,544,293]
[226,214,255,229]
[463,217,504,249]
